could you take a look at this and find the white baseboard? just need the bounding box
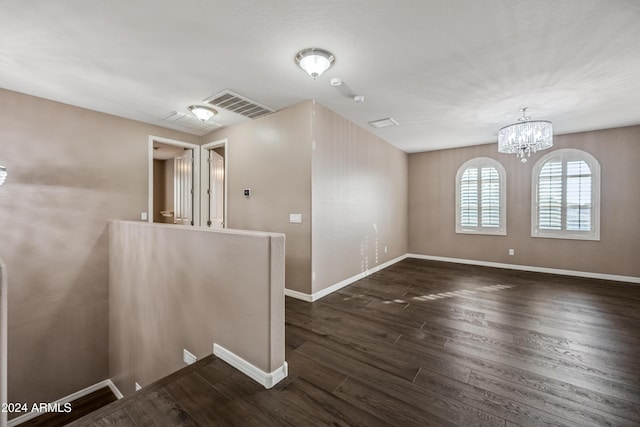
[8,379,122,426]
[408,254,640,284]
[283,288,313,302]
[285,254,409,302]
[213,343,288,389]
[107,379,124,400]
[285,252,639,305]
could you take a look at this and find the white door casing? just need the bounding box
[208,150,224,228]
[148,136,200,226]
[200,139,228,229]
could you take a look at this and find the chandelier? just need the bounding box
[498,108,553,163]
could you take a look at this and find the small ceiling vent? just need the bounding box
[162,111,223,133]
[205,90,274,119]
[368,117,399,129]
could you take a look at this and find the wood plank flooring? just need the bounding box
[71,259,640,426]
[19,387,117,427]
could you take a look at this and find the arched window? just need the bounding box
[532,149,600,240]
[456,157,506,235]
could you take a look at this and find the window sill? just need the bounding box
[456,229,506,236]
[531,232,600,241]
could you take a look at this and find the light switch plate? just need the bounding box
[289,214,302,224]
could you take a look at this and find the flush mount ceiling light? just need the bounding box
[295,48,335,79]
[498,107,553,163]
[0,166,6,186]
[188,105,217,122]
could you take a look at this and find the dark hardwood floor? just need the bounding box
[19,387,117,427]
[70,259,640,426]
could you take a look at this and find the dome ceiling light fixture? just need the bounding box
[295,48,335,80]
[498,107,553,163]
[188,105,217,122]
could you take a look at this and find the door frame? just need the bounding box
[200,138,228,229]
[148,135,201,226]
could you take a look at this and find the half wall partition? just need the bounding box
[108,221,286,394]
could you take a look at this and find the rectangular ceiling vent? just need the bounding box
[162,111,223,133]
[368,117,399,129]
[205,90,275,119]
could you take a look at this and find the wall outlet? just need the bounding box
[508,249,515,256]
[135,382,142,391]
[141,212,148,221]
[384,246,388,254]
[183,349,197,365]
[289,213,302,224]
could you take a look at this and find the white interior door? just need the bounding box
[174,149,194,225]
[207,150,224,228]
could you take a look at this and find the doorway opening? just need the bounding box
[148,136,200,226]
[201,139,228,229]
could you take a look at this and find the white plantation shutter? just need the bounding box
[533,149,600,240]
[481,167,500,227]
[460,168,478,227]
[456,158,506,235]
[566,160,592,231]
[538,161,563,230]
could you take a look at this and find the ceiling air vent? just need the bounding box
[205,90,274,119]
[162,111,223,133]
[368,117,399,129]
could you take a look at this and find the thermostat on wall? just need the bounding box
[244,188,251,197]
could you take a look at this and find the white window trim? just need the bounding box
[531,148,601,241]
[455,157,507,236]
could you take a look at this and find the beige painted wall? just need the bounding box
[408,125,640,277]
[108,221,285,395]
[311,103,408,294]
[0,88,200,411]
[203,102,313,294]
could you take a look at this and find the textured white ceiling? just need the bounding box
[1,0,639,152]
